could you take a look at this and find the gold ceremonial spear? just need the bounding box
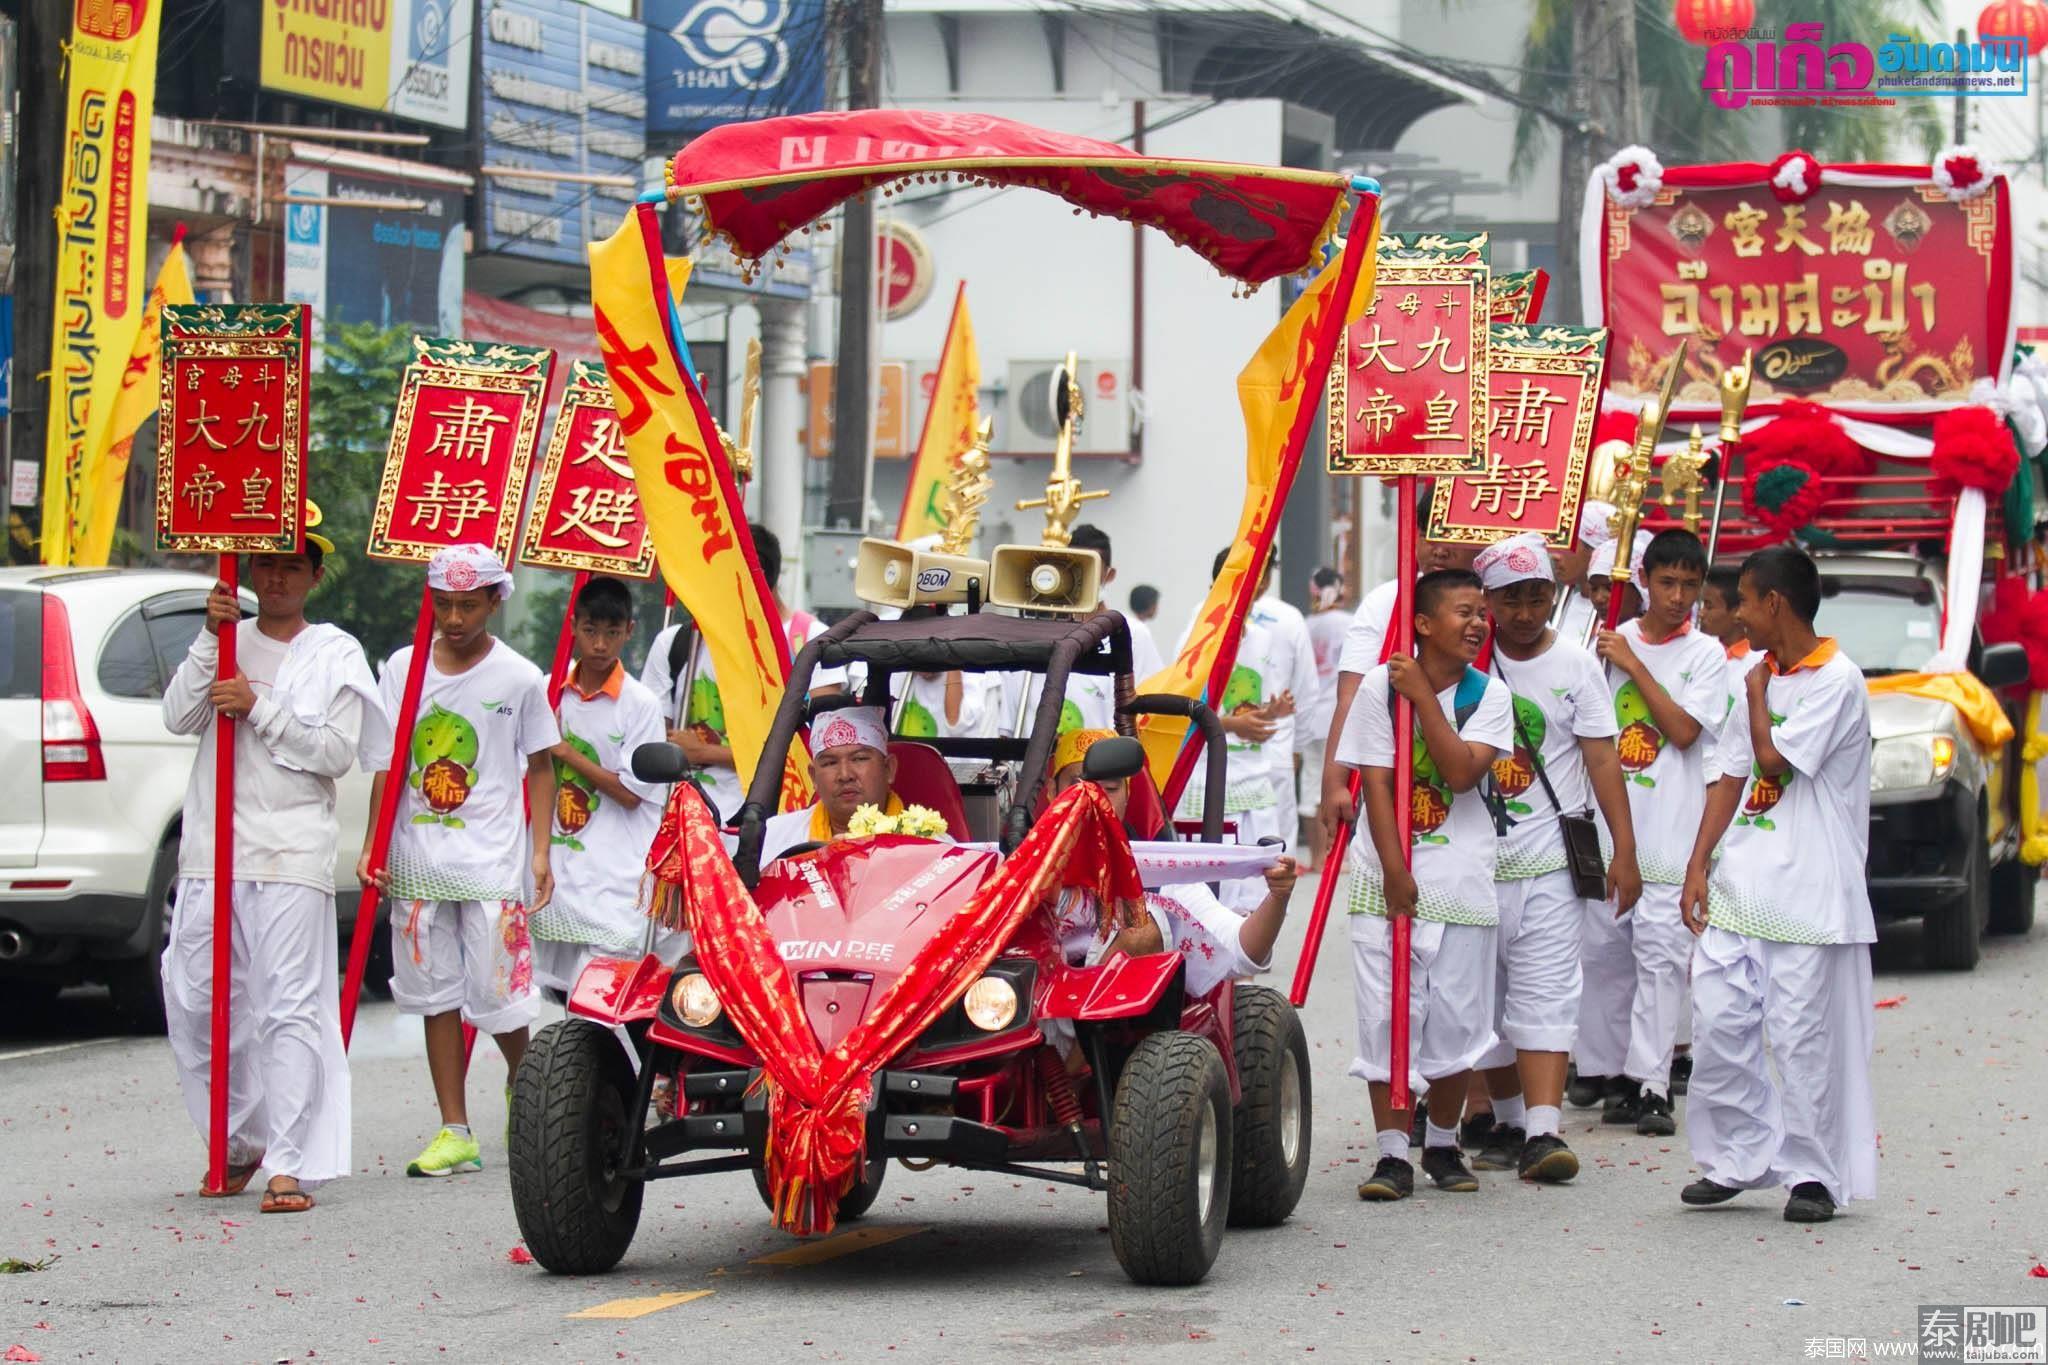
[714,338,763,484]
[1017,352,1108,545]
[938,416,996,555]
[1705,348,1753,562]
[1585,339,1687,641]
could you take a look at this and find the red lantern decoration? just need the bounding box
[1675,0,1758,46]
[1978,0,2048,53]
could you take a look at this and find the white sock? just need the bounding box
[1424,1119,1460,1150]
[1492,1094,1527,1128]
[1527,1105,1562,1138]
[1377,1129,1411,1162]
[445,1123,472,1139]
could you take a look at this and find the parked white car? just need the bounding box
[0,566,373,1030]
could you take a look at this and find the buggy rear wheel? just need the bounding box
[1227,984,1311,1227]
[1107,1030,1232,1286]
[509,1019,644,1274]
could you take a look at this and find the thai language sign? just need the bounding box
[259,0,471,129]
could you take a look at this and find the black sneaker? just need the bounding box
[1636,1090,1676,1136]
[1408,1099,1428,1146]
[1357,1156,1414,1201]
[1603,1079,1643,1124]
[1566,1071,1607,1108]
[1421,1145,1480,1192]
[1460,1110,1496,1151]
[1669,1052,1693,1096]
[1681,1177,1742,1206]
[1784,1181,1837,1223]
[1517,1133,1580,1184]
[1471,1124,1525,1172]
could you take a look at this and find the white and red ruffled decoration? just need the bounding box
[1767,149,1821,203]
[1596,145,1664,210]
[1932,144,1997,203]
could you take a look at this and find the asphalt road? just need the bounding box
[3,878,2044,1364]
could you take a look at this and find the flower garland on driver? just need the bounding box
[807,792,905,843]
[845,803,949,839]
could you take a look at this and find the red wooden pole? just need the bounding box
[1389,475,1418,1115]
[203,555,238,1194]
[340,585,436,1047]
[547,570,591,708]
[1288,771,1357,1007]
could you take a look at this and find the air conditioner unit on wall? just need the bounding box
[1002,358,1131,455]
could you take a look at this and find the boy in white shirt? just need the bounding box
[1464,533,1643,1184]
[532,577,670,994]
[162,528,387,1212]
[1680,547,1876,1223]
[359,545,559,1179]
[1338,569,1514,1201]
[1301,568,1353,869]
[1250,560,1320,851]
[1586,528,1728,1136]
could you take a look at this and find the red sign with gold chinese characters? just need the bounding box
[1489,269,1548,325]
[156,304,309,554]
[1327,232,1491,477]
[1428,324,1608,548]
[1594,168,2012,418]
[369,338,556,563]
[518,361,654,578]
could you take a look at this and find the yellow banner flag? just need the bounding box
[73,233,195,567]
[588,204,812,809]
[897,283,978,543]
[43,0,165,565]
[1137,210,1381,800]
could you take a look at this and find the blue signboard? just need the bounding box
[480,0,647,266]
[644,0,828,138]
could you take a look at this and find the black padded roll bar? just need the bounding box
[1117,693,1229,846]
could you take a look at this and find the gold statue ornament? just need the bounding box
[1606,338,1689,585]
[1719,347,1754,447]
[937,417,995,556]
[1016,352,1108,545]
[1659,424,1709,534]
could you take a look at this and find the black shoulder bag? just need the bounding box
[1493,659,1609,900]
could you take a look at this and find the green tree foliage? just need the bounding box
[1512,0,1945,179]
[307,322,421,668]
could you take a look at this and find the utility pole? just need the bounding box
[8,0,66,563]
[1955,27,1970,144]
[826,0,883,531]
[1555,0,1641,324]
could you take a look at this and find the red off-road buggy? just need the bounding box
[507,608,1313,1285]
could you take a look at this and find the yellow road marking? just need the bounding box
[749,1224,929,1266]
[566,1289,715,1320]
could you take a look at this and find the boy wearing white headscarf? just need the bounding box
[359,544,560,1179]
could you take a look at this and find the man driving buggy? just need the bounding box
[757,706,938,864]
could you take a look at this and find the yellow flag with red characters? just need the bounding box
[74,235,195,567]
[898,284,978,543]
[1137,209,1382,803]
[588,204,812,810]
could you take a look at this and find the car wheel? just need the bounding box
[1924,831,1987,971]
[1988,854,2038,936]
[508,1019,644,1274]
[752,1153,887,1223]
[106,840,176,1035]
[1226,984,1311,1228]
[1107,1030,1232,1286]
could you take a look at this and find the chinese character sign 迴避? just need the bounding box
[1429,324,1609,548]
[369,338,557,562]
[519,361,655,578]
[1327,233,1492,477]
[1593,173,2012,417]
[156,305,310,554]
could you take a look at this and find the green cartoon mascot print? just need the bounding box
[899,695,940,739]
[686,677,727,746]
[1614,680,1663,786]
[553,731,602,849]
[1489,694,1547,820]
[411,703,479,827]
[1734,709,1791,830]
[1411,735,1452,844]
[1057,698,1085,735]
[1220,664,1263,750]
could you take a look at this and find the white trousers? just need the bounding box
[1478,870,1585,1068]
[162,879,351,1185]
[1575,888,1635,1077]
[1298,737,1326,818]
[1577,881,1690,1094]
[1347,915,1498,1092]
[1272,754,1299,857]
[389,899,541,1035]
[1686,928,1877,1205]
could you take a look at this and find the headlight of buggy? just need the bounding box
[670,973,723,1028]
[1871,733,1957,791]
[963,975,1019,1032]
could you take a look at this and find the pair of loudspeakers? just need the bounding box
[853,537,1101,615]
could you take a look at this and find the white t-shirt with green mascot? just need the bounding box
[1603,619,1728,884]
[534,668,668,952]
[376,639,560,904]
[1175,616,1283,821]
[1487,639,1617,881]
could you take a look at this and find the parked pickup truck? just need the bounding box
[1813,551,2036,970]
[0,567,378,1030]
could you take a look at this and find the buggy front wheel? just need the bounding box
[509,1019,644,1274]
[1107,1031,1232,1286]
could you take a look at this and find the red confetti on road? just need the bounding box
[2028,1263,2048,1278]
[507,1246,535,1265]
[6,1347,44,1362]
[1874,996,1907,1009]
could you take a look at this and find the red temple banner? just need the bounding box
[1489,269,1549,325]
[1589,165,2012,420]
[1326,232,1491,477]
[156,305,310,554]
[370,338,556,563]
[518,361,655,579]
[1428,324,1608,547]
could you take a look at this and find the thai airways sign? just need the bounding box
[644,0,827,137]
